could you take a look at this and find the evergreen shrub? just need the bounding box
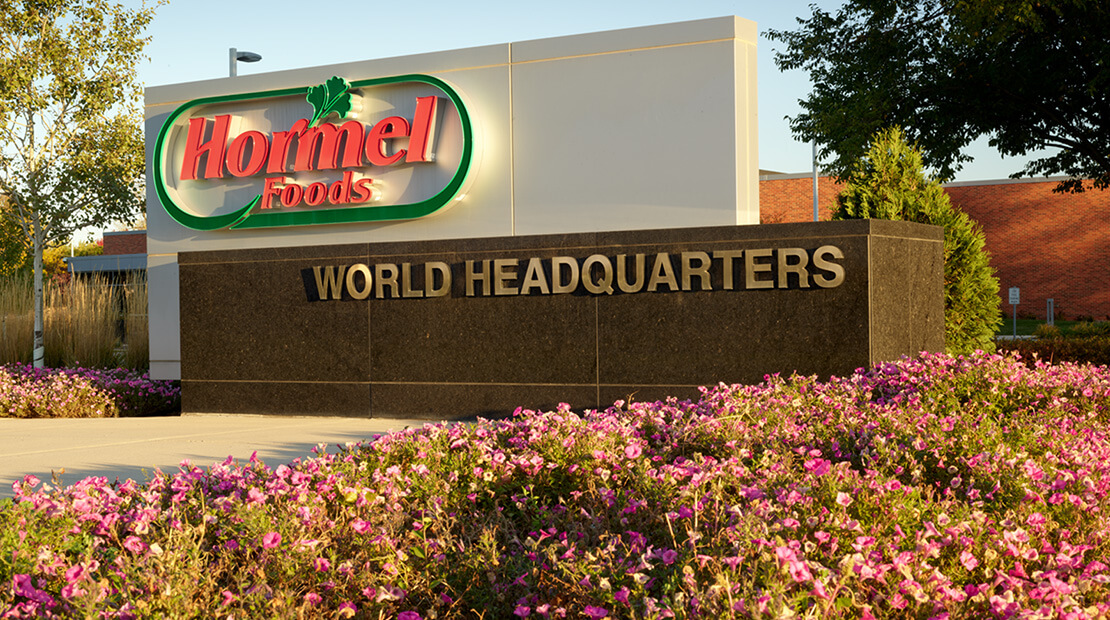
[833,127,1001,354]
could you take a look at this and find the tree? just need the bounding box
[0,196,29,277]
[833,127,1001,354]
[768,0,1110,192]
[0,0,156,367]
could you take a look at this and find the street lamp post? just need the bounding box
[229,48,262,77]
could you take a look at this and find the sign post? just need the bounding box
[1009,287,1020,337]
[1047,298,1055,326]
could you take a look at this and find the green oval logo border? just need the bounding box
[153,74,474,231]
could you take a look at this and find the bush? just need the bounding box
[1069,321,1110,338]
[833,127,1001,355]
[1033,323,1062,339]
[998,335,1110,367]
[3,352,1109,617]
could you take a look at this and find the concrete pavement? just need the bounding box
[0,415,431,499]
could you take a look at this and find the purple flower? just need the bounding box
[584,606,608,619]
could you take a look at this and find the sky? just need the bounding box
[127,0,1034,182]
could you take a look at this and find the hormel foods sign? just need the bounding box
[153,74,474,230]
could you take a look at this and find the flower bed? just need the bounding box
[2,352,1109,618]
[0,365,180,418]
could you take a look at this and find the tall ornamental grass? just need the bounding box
[0,275,149,370]
[3,351,1110,618]
[120,274,148,371]
[0,274,33,365]
[44,277,118,369]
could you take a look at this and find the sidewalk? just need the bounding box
[0,415,429,499]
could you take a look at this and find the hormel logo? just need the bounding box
[153,74,475,231]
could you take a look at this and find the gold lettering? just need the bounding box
[465,259,491,296]
[777,248,810,289]
[582,254,614,295]
[312,265,346,300]
[520,257,550,295]
[551,257,579,294]
[647,253,678,292]
[345,264,372,300]
[681,251,712,291]
[616,254,645,293]
[745,248,774,290]
[493,259,520,295]
[425,262,451,298]
[401,262,423,298]
[813,246,845,288]
[713,250,743,290]
[375,263,399,298]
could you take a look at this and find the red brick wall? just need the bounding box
[947,181,1110,321]
[760,177,1110,321]
[102,231,147,256]
[759,175,842,223]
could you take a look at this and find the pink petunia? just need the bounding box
[803,458,831,476]
[584,606,609,619]
[351,518,373,534]
[261,532,281,549]
[836,492,853,507]
[122,535,147,554]
[959,550,979,571]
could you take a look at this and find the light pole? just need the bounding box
[812,140,819,222]
[229,48,262,77]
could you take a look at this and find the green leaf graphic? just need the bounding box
[306,76,352,127]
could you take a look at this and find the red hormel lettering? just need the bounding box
[179,95,439,208]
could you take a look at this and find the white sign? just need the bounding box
[1009,287,1020,305]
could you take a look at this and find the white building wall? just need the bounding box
[145,16,758,380]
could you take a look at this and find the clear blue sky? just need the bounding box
[130,0,1034,182]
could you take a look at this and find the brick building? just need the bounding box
[760,173,1110,321]
[65,230,147,278]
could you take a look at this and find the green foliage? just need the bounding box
[768,0,1110,192]
[998,335,1110,367]
[306,76,352,127]
[834,128,1002,354]
[0,206,28,278]
[41,240,103,279]
[0,0,156,243]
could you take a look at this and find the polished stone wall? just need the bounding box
[178,220,943,417]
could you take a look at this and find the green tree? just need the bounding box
[0,196,29,277]
[768,0,1110,192]
[0,0,157,367]
[833,127,1001,355]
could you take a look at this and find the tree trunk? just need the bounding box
[33,211,44,369]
